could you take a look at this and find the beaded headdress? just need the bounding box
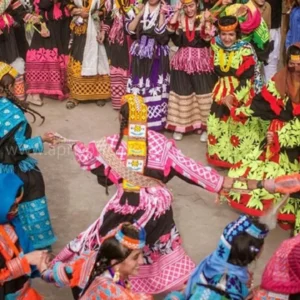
[0,62,18,81]
[181,0,194,5]
[101,222,146,250]
[216,215,269,262]
[120,94,148,192]
[290,54,300,62]
[218,20,238,32]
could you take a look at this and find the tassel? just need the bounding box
[53,3,63,20]
[259,194,290,230]
[216,273,227,291]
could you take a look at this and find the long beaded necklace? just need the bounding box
[219,48,234,73]
[185,16,195,42]
[142,2,160,31]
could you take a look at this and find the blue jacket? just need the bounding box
[286,7,300,49]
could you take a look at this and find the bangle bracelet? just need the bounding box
[256,180,263,189]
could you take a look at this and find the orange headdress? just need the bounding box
[218,20,238,31]
[180,0,194,5]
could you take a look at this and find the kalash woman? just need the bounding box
[101,0,132,110]
[65,0,111,109]
[165,213,273,300]
[125,0,170,131]
[253,233,300,300]
[0,173,50,299]
[40,223,153,299]
[223,43,300,235]
[0,62,57,249]
[210,0,271,78]
[51,93,235,295]
[165,0,218,142]
[25,0,71,106]
[0,0,41,101]
[206,16,265,168]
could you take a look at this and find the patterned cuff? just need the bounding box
[216,176,225,193]
[41,269,54,283]
[6,257,31,279]
[52,262,70,287]
[31,136,44,153]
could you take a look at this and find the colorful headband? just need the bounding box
[218,21,238,32]
[101,222,146,250]
[0,62,18,81]
[181,0,194,5]
[290,54,300,62]
[216,215,269,261]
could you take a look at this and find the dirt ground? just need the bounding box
[30,98,289,299]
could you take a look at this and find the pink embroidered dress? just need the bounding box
[54,130,224,294]
[25,0,70,100]
[165,16,217,134]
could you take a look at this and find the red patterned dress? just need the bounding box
[53,130,224,294]
[166,15,217,134]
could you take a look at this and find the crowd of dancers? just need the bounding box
[1,0,300,299]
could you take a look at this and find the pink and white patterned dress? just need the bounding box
[54,130,224,294]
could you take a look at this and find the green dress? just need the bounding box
[224,78,300,234]
[206,38,266,168]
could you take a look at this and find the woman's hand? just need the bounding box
[96,31,105,44]
[160,0,169,15]
[37,252,53,273]
[31,15,41,25]
[40,23,50,38]
[174,0,182,11]
[42,132,57,144]
[72,8,89,18]
[80,9,89,18]
[137,4,145,17]
[204,8,211,20]
[71,8,81,16]
[266,131,274,145]
[222,94,234,110]
[24,250,48,266]
[222,176,234,191]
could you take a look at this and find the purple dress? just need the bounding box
[125,10,170,131]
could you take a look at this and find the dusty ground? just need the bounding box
[30,98,289,299]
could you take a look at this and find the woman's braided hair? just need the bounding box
[105,103,129,194]
[0,74,45,125]
[80,223,140,297]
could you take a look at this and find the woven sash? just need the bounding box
[95,138,163,189]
